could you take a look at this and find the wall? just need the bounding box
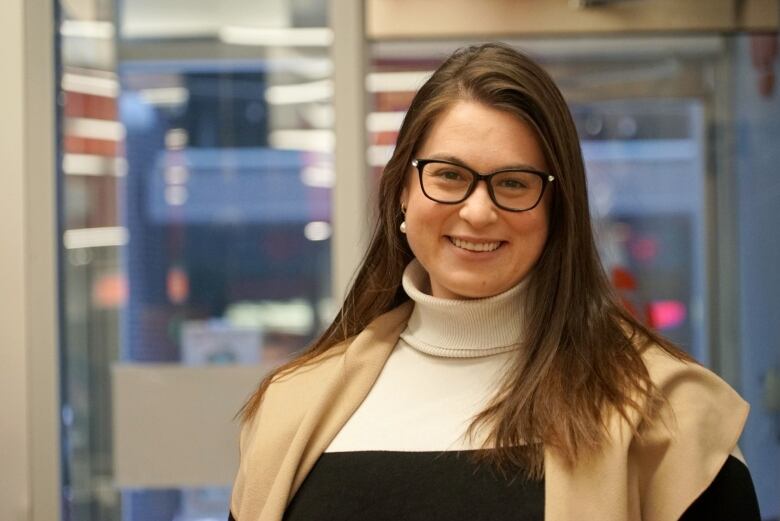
[0,0,32,517]
[0,1,59,520]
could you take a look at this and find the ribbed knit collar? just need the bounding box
[399,259,526,358]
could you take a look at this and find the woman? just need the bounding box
[228,43,760,521]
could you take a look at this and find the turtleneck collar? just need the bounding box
[399,259,526,358]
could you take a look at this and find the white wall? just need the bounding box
[0,0,31,517]
[0,1,60,520]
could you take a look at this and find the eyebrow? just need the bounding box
[426,153,543,173]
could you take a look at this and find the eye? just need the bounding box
[497,176,529,190]
[424,164,469,182]
[439,169,465,181]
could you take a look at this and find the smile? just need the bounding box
[448,237,502,252]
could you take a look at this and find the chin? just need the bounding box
[440,268,530,299]
[441,279,507,300]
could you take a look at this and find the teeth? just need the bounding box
[450,237,501,252]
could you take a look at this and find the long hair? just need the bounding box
[239,42,690,477]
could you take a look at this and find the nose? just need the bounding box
[458,181,498,228]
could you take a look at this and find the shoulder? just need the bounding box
[637,343,749,456]
[639,345,748,426]
[631,344,750,521]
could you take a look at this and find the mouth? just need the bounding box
[448,236,503,253]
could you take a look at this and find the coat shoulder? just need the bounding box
[632,344,749,521]
[639,344,740,402]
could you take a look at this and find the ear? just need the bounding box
[400,187,409,210]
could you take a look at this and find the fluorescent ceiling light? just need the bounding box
[265,80,333,105]
[367,111,406,133]
[165,129,189,150]
[63,154,127,176]
[64,117,126,141]
[299,104,334,129]
[366,71,432,93]
[368,145,395,167]
[64,226,129,249]
[60,20,115,39]
[120,22,215,39]
[62,72,119,98]
[269,130,334,153]
[300,165,334,188]
[304,221,332,241]
[219,26,333,47]
[139,87,189,106]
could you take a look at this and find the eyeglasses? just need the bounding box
[411,159,555,212]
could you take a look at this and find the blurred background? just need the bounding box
[2,0,779,520]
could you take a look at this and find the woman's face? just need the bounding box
[401,100,551,299]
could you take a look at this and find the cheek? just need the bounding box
[403,201,455,264]
[534,214,550,245]
[527,193,552,246]
[406,180,442,224]
[405,203,440,247]
[509,212,549,253]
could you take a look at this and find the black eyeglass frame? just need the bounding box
[411,158,555,212]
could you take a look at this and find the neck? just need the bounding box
[400,259,527,358]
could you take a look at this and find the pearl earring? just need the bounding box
[399,204,407,234]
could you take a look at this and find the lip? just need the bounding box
[445,235,506,255]
[447,235,504,244]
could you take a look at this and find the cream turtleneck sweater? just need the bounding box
[325,259,527,453]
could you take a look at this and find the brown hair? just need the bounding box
[240,42,690,477]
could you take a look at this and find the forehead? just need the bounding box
[417,100,548,172]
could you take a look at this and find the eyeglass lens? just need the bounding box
[420,161,544,211]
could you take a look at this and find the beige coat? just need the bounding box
[229,302,749,521]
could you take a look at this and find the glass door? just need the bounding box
[57,1,333,520]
